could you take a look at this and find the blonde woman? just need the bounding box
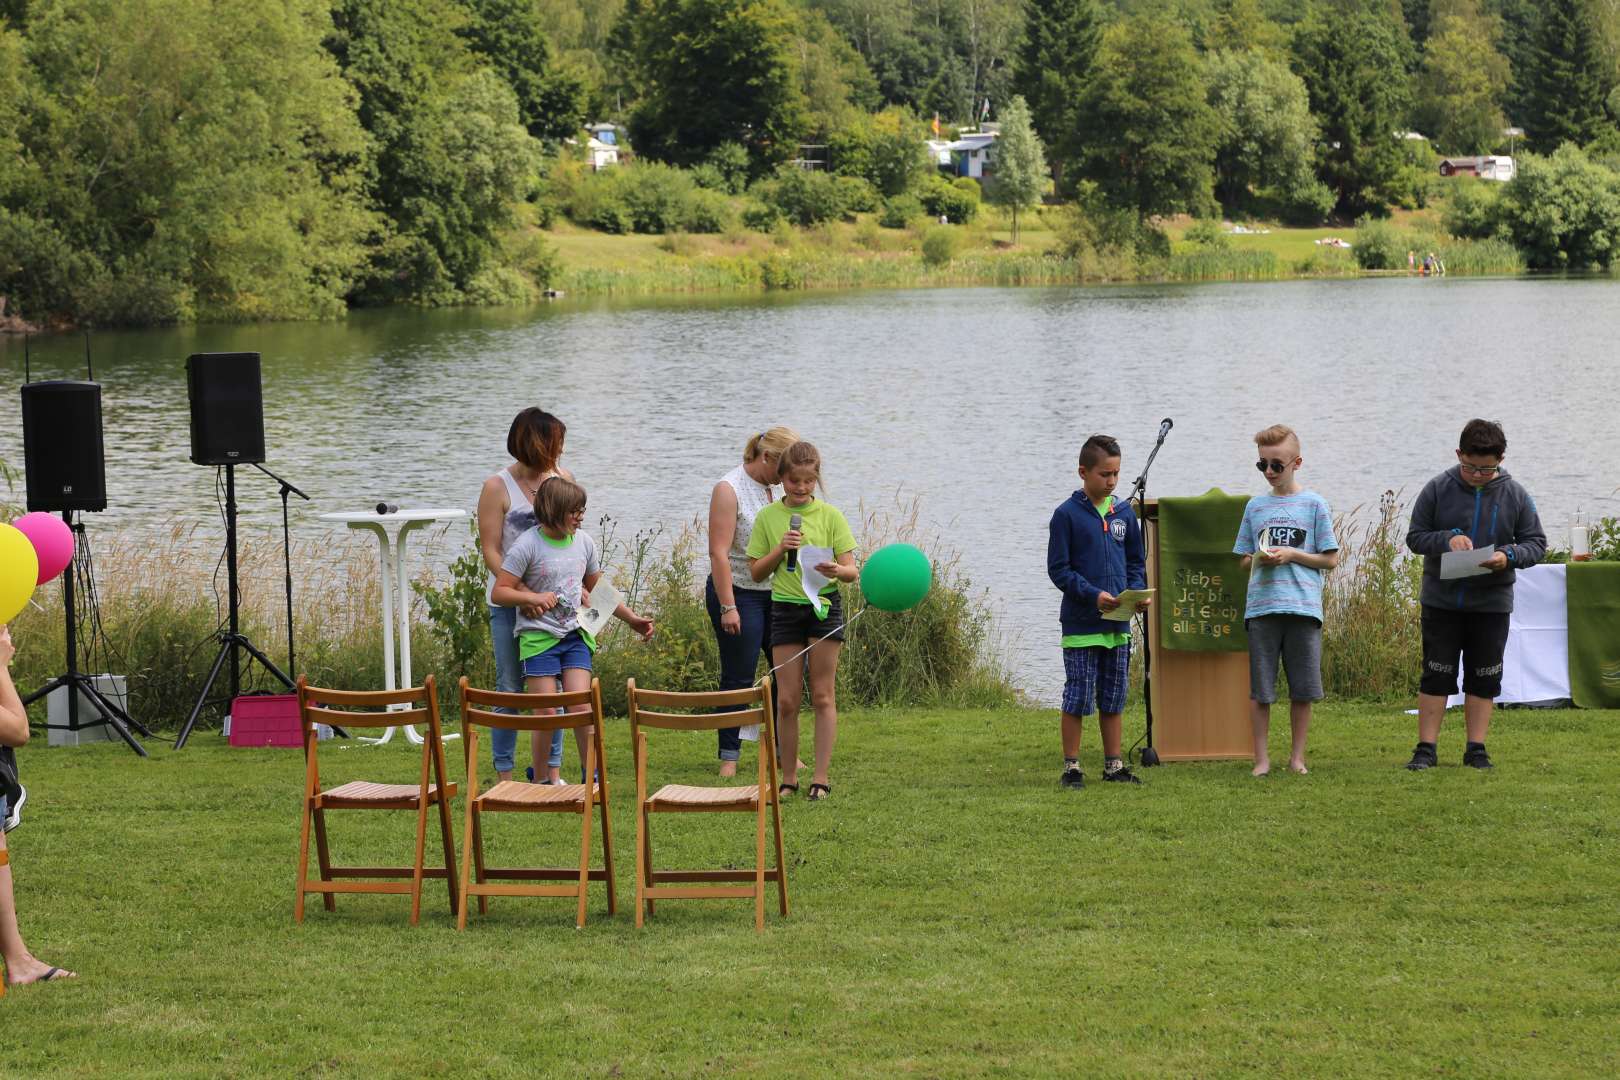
[706,426,798,776]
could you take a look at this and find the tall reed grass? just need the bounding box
[1320,492,1424,700]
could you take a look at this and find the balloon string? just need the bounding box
[755,605,870,687]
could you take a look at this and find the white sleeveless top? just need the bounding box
[720,463,776,591]
[486,467,537,603]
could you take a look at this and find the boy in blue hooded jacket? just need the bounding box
[1405,419,1546,771]
[1047,435,1151,789]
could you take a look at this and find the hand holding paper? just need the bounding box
[1440,544,1497,580]
[798,546,835,616]
[577,578,624,636]
[1101,588,1155,622]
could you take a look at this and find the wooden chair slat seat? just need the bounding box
[320,780,455,805]
[294,676,458,926]
[456,677,615,929]
[647,783,760,808]
[630,677,788,931]
[478,780,596,809]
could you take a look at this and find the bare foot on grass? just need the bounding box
[5,954,76,986]
[1251,760,1271,777]
[718,760,737,778]
[1288,759,1309,775]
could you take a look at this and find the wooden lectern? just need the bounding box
[1140,500,1252,761]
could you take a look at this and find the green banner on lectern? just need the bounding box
[1567,563,1620,709]
[1158,490,1251,652]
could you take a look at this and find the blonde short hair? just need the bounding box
[744,426,800,464]
[1253,424,1299,454]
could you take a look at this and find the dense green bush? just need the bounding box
[1442,178,1510,240]
[879,194,924,228]
[827,107,931,197]
[1352,216,1406,269]
[920,227,959,266]
[742,200,784,232]
[1183,218,1230,249]
[835,175,880,214]
[620,162,699,234]
[919,175,978,223]
[683,188,737,233]
[757,166,847,227]
[951,177,982,204]
[1500,145,1620,269]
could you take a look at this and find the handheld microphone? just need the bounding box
[375,502,399,516]
[785,512,803,571]
[1159,417,1174,438]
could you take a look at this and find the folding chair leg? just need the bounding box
[312,808,336,912]
[472,808,488,915]
[458,799,475,930]
[635,803,647,928]
[436,792,459,916]
[598,791,616,916]
[755,800,767,932]
[410,802,429,926]
[642,807,657,920]
[576,796,594,929]
[771,793,790,917]
[295,800,314,922]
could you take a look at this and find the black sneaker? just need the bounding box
[1102,765,1142,784]
[1463,745,1494,770]
[2,785,22,833]
[1405,742,1438,771]
[1060,766,1086,789]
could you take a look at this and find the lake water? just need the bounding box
[3,277,1617,704]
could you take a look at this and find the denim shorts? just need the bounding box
[522,630,594,678]
[1246,615,1324,704]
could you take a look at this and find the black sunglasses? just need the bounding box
[1255,458,1293,474]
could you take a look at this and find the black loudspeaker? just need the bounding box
[21,380,107,512]
[187,352,265,465]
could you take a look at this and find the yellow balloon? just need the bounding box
[0,522,40,624]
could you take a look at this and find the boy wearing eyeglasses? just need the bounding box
[1233,425,1341,776]
[1404,419,1545,770]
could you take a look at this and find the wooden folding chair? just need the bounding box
[294,676,458,925]
[628,677,788,931]
[457,677,615,929]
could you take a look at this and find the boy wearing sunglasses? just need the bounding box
[1404,419,1545,770]
[1233,425,1341,776]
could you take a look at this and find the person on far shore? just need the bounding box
[1046,434,1150,790]
[1233,425,1340,776]
[706,427,799,776]
[747,441,858,801]
[1404,419,1545,771]
[1,626,76,990]
[477,408,570,784]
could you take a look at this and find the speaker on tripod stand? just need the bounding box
[19,369,151,756]
[174,352,304,750]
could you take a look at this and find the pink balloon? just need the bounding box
[12,512,74,585]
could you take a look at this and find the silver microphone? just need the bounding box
[785,512,803,571]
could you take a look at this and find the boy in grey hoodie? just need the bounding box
[1404,419,1545,770]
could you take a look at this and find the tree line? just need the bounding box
[2,0,1619,327]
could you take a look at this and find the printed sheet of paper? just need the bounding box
[1101,588,1156,622]
[798,546,835,616]
[577,578,623,637]
[1440,545,1497,580]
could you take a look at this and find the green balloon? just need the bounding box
[860,543,932,611]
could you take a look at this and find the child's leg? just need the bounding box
[1288,702,1311,772]
[1416,607,1461,747]
[1250,701,1272,776]
[560,666,594,775]
[524,674,560,782]
[1059,647,1095,768]
[1247,618,1284,775]
[1060,713,1084,759]
[1099,711,1124,759]
[1459,612,1509,748]
[1281,617,1323,774]
[806,639,842,787]
[772,643,806,788]
[1096,642,1135,778]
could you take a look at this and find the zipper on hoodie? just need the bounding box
[1457,484,1484,610]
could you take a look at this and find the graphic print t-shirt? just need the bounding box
[1232,492,1338,621]
[501,529,601,639]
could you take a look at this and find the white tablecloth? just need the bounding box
[1446,563,1569,706]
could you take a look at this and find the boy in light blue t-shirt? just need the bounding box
[1232,425,1340,776]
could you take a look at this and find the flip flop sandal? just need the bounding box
[807,782,831,801]
[778,782,799,797]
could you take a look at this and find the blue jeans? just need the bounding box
[488,605,563,774]
[705,577,773,761]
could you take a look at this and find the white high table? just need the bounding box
[320,508,469,744]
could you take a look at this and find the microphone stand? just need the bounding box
[252,462,309,679]
[1128,419,1172,767]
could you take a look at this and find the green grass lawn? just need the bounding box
[5,703,1618,1077]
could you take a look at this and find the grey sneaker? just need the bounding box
[1060,766,1085,790]
[1103,765,1142,784]
[3,785,24,833]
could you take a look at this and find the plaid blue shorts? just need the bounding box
[1061,643,1131,716]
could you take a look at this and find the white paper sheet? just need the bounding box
[577,577,623,637]
[1440,545,1497,580]
[1101,589,1155,622]
[798,546,835,616]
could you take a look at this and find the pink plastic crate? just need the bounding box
[228,693,303,748]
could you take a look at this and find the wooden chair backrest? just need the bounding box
[296,675,450,797]
[457,679,603,734]
[626,681,772,734]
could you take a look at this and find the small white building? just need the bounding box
[1438,155,1516,182]
[584,123,622,170]
[945,131,998,180]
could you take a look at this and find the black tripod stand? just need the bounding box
[1128,418,1174,767]
[22,513,152,757]
[174,464,296,749]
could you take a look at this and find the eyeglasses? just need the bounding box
[1459,464,1500,477]
[1255,459,1294,474]
[571,506,588,517]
